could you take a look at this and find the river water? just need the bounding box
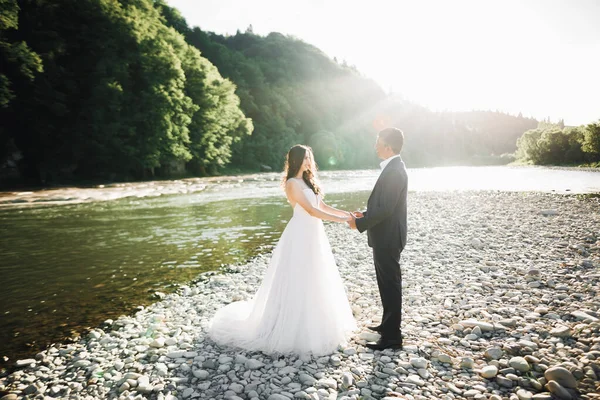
[0,166,598,369]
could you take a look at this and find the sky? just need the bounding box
[166,0,600,126]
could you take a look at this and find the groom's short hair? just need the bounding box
[378,128,404,154]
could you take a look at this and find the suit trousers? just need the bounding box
[373,246,402,341]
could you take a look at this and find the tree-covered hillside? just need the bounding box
[0,0,551,187]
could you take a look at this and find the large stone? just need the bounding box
[359,332,380,342]
[446,383,462,395]
[571,311,598,322]
[279,366,298,375]
[229,383,244,394]
[518,340,538,350]
[410,357,427,369]
[480,365,498,379]
[73,359,91,368]
[299,373,317,385]
[15,359,36,368]
[166,351,186,359]
[484,347,503,360]
[137,383,153,394]
[459,319,494,331]
[341,372,353,388]
[544,367,577,389]
[123,372,141,380]
[496,376,514,388]
[438,353,452,363]
[234,355,248,364]
[550,326,572,338]
[192,369,210,380]
[498,319,516,327]
[460,357,474,369]
[22,385,37,395]
[406,375,424,386]
[546,380,573,400]
[245,359,264,370]
[509,356,531,372]
[517,389,533,400]
[317,378,337,389]
[149,337,165,348]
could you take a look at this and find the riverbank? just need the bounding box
[0,172,282,208]
[1,191,599,400]
[510,159,600,171]
[2,165,599,209]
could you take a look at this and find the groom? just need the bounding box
[348,127,408,350]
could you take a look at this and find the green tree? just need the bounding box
[582,121,600,161]
[0,0,42,108]
[516,129,544,163]
[563,127,586,164]
[537,128,569,164]
[158,14,385,170]
[0,0,42,165]
[515,122,598,166]
[1,0,250,184]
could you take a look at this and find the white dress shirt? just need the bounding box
[379,154,401,170]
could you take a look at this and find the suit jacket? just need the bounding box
[355,156,408,250]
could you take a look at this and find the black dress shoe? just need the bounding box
[367,325,382,332]
[365,338,403,351]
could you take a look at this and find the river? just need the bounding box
[0,166,598,370]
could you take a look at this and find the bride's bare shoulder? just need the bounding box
[285,177,302,189]
[284,178,298,194]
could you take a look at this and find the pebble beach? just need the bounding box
[1,191,599,400]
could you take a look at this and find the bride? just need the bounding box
[208,145,357,355]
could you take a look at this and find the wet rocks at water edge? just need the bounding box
[0,191,599,399]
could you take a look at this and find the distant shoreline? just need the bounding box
[0,172,282,209]
[508,162,600,172]
[1,165,599,209]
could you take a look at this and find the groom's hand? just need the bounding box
[347,212,357,229]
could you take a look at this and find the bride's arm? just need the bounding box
[319,200,350,218]
[285,181,350,223]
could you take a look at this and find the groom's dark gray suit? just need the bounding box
[355,156,407,341]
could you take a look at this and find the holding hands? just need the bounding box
[338,211,353,223]
[346,211,361,229]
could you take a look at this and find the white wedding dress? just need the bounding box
[208,188,356,355]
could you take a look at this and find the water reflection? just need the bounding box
[0,190,369,369]
[405,166,600,193]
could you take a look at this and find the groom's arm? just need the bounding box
[355,170,403,233]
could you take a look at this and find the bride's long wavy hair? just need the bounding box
[282,145,322,196]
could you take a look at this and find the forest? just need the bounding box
[3,0,594,187]
[515,120,600,166]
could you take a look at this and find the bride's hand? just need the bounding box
[342,211,355,222]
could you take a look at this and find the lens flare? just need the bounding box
[372,114,392,131]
